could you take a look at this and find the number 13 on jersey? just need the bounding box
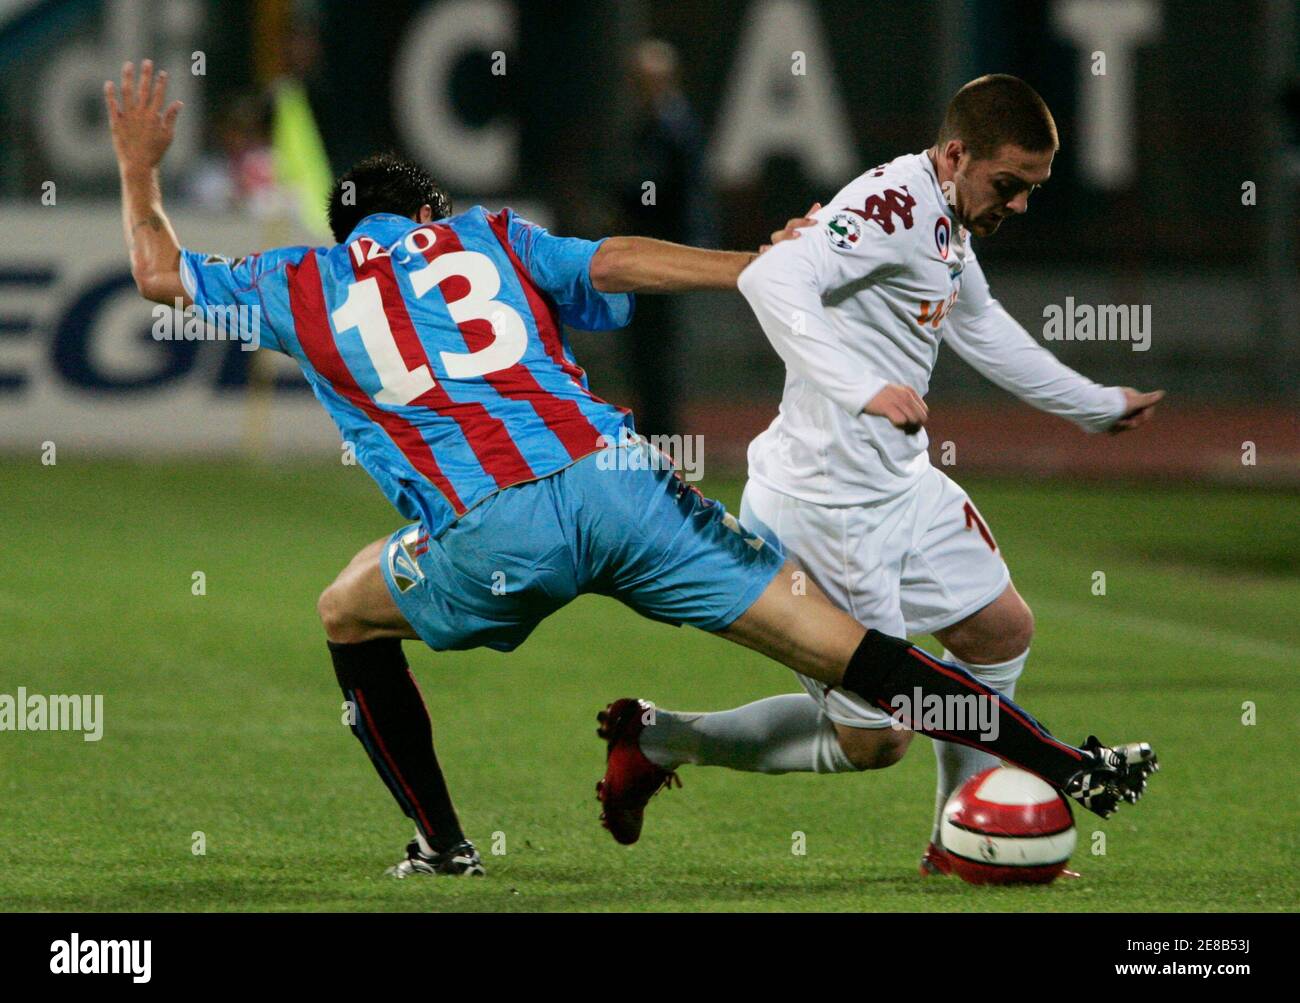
[331,227,529,406]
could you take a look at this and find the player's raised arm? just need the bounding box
[105,60,187,306]
[945,254,1164,434]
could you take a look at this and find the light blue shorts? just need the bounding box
[380,442,784,652]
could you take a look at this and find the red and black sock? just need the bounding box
[840,630,1088,788]
[330,638,465,854]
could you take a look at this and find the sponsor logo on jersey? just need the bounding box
[934,217,951,260]
[825,212,863,250]
[388,527,427,593]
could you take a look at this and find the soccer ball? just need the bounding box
[940,766,1077,885]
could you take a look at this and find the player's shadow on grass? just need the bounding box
[11,868,1087,912]
[529,867,1076,899]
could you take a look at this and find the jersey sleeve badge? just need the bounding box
[825,212,864,251]
[935,217,951,259]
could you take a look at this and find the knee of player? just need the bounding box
[839,727,911,770]
[1008,599,1035,652]
[969,595,1035,663]
[317,581,364,644]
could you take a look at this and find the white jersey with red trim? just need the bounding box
[737,151,1125,506]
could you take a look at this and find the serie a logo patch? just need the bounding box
[825,212,863,250]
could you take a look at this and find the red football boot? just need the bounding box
[595,698,680,845]
[919,841,954,876]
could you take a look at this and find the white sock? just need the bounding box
[929,648,1028,843]
[640,694,856,775]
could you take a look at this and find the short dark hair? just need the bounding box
[936,74,1058,160]
[326,152,451,243]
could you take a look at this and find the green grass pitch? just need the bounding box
[2,457,1296,912]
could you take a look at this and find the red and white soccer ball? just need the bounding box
[940,766,1077,885]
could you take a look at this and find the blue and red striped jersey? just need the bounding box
[180,207,635,538]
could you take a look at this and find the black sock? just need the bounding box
[330,638,466,854]
[840,630,1088,788]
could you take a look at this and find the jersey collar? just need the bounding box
[346,212,420,245]
[918,150,958,224]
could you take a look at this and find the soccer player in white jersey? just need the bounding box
[595,75,1164,873]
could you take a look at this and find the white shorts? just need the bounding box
[740,466,1010,729]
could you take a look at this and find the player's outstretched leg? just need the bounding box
[718,563,1158,819]
[595,693,909,844]
[318,537,484,877]
[606,655,1030,867]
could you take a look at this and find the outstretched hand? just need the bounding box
[104,60,183,173]
[1109,388,1165,434]
[758,203,821,254]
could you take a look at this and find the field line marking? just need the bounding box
[1035,598,1298,665]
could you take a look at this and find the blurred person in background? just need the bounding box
[613,39,715,437]
[185,94,280,216]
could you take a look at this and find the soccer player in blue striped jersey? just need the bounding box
[108,60,1156,878]
[181,202,639,540]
